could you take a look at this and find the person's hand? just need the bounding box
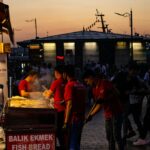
[62,123,69,133]
[43,90,50,99]
[84,115,93,124]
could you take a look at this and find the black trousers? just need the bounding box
[141,99,150,139]
[56,111,65,148]
[105,114,124,150]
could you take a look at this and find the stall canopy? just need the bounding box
[0,2,14,44]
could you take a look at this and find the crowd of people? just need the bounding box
[17,61,150,150]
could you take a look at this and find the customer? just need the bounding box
[63,65,86,150]
[133,98,150,145]
[133,67,150,145]
[112,63,142,142]
[83,70,124,150]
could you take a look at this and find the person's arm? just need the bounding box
[64,100,72,124]
[89,103,101,116]
[43,89,53,99]
[43,80,57,99]
[85,103,102,123]
[20,90,30,98]
[18,80,30,98]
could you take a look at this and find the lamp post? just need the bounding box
[25,18,38,39]
[115,9,133,61]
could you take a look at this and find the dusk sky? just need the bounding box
[3,0,150,43]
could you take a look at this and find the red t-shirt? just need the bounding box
[18,80,30,95]
[50,78,65,112]
[93,79,122,119]
[64,80,75,102]
[64,80,86,122]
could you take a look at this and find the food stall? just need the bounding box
[1,3,58,149]
[3,96,57,150]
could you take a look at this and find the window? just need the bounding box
[83,42,99,63]
[43,43,56,64]
[116,42,127,49]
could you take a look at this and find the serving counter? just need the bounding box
[3,97,57,150]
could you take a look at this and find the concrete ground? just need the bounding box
[81,99,150,150]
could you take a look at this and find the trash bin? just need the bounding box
[4,106,57,150]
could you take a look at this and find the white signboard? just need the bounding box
[0,54,8,106]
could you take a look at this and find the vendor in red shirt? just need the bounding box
[63,65,86,150]
[83,70,124,150]
[18,70,39,98]
[43,65,66,149]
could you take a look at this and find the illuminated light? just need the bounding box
[83,42,99,63]
[0,43,11,53]
[43,43,56,64]
[64,42,75,64]
[2,19,6,24]
[84,42,97,49]
[132,42,142,50]
[64,43,75,50]
[132,42,145,61]
[29,44,41,50]
[0,43,4,53]
[116,42,127,49]
[43,43,56,51]
[56,56,64,60]
[21,63,25,68]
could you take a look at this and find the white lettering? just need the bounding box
[12,144,27,150]
[30,134,53,141]
[28,144,51,150]
[9,135,28,142]
[9,136,13,142]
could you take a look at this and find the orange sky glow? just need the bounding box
[3,0,150,44]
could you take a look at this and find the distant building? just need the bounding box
[17,30,150,68]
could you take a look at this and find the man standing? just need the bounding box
[83,70,124,150]
[112,63,145,145]
[63,65,86,150]
[43,65,66,149]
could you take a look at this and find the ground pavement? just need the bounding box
[80,104,150,150]
[0,99,149,150]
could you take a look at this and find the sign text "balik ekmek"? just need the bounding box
[7,133,55,150]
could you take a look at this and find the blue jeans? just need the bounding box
[69,120,84,150]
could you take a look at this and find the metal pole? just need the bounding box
[8,76,12,98]
[115,10,134,62]
[13,28,15,47]
[35,18,38,39]
[130,9,133,61]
